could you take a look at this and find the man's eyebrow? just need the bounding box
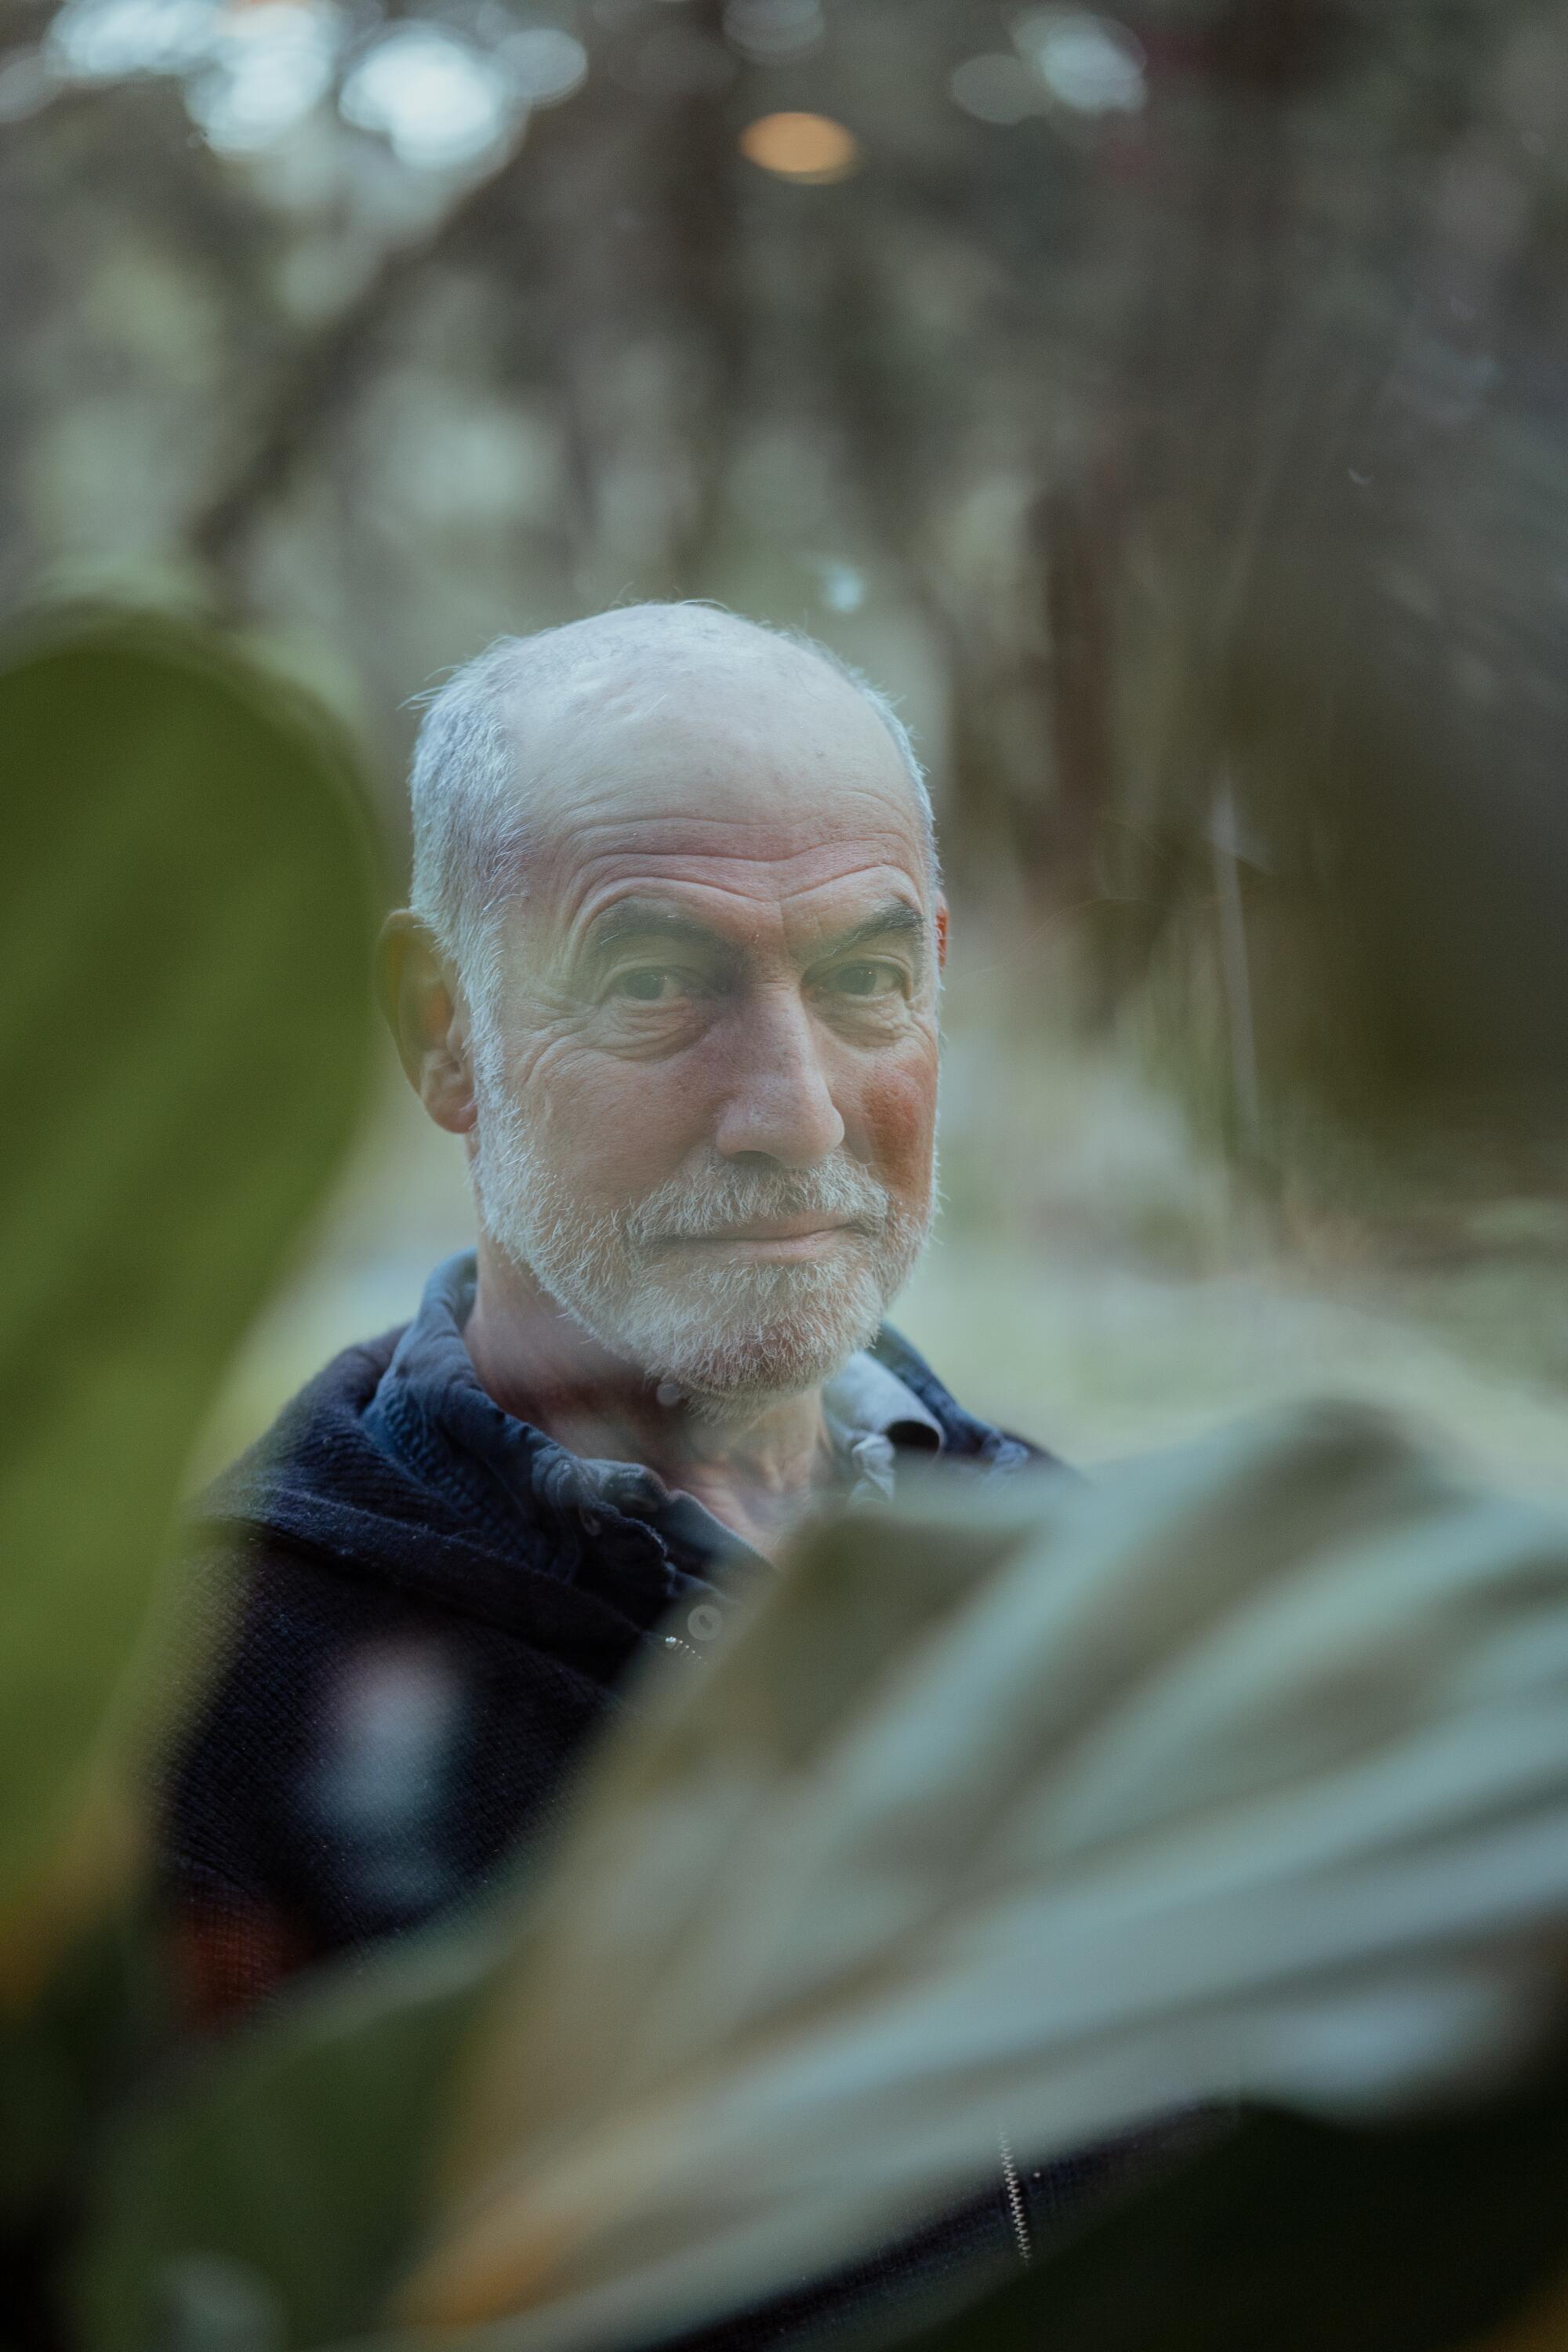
[814,901,928,962]
[578,899,727,958]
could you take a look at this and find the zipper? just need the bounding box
[662,1632,704,1663]
[999,2129,1032,2267]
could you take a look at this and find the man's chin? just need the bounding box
[637,1317,862,1410]
[614,1284,887,1415]
[496,1232,919,1412]
[668,1345,854,1419]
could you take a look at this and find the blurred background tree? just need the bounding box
[5,0,1568,1479]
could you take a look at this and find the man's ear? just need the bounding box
[935,895,949,973]
[377,912,477,1136]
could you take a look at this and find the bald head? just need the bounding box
[407,604,935,1003]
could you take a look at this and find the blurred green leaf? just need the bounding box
[380,1407,1568,2352]
[71,1918,496,2352]
[0,1911,164,2223]
[0,608,380,1903]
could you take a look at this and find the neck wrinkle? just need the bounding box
[465,1232,835,1532]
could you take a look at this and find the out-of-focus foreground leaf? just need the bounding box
[868,2056,1568,2352]
[72,1403,1568,2352]
[0,1906,169,2347]
[390,1403,1568,2352]
[0,608,379,1920]
[72,1925,495,2352]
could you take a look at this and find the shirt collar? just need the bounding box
[824,1351,946,1454]
[822,1349,945,1506]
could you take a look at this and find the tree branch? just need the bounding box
[187,128,544,593]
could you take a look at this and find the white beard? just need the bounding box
[469,1029,933,1407]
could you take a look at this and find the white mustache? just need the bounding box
[624,1158,891,1247]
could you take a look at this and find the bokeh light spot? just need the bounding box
[499,27,588,107]
[186,1,338,152]
[339,23,515,172]
[49,0,215,82]
[951,53,1044,125]
[724,0,823,65]
[815,559,866,613]
[738,111,859,184]
[1012,9,1146,115]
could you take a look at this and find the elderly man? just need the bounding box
[164,607,1113,2321]
[158,604,1197,2340]
[165,601,1048,1986]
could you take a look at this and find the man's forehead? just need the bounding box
[503,641,929,895]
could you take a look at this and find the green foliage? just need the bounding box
[0,1914,165,2222]
[0,609,380,1900]
[71,1923,497,2352]
[0,606,405,2350]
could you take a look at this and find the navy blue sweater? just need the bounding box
[162,1256,1049,1960]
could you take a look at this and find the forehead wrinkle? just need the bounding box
[558,818,927,876]
[504,670,932,964]
[550,864,930,976]
[558,852,928,938]
[531,803,930,924]
[514,784,929,920]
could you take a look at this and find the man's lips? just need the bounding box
[656,1217,863,1258]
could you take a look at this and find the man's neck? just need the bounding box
[463,1238,835,1559]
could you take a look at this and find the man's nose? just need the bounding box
[713,990,846,1167]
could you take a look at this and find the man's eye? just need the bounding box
[607,967,687,1003]
[825,961,902,1000]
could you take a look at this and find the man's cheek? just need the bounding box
[527,1048,703,1187]
[856,1056,938,1189]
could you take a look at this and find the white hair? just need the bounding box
[406,602,938,1007]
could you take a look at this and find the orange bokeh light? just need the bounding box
[738,112,861,184]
